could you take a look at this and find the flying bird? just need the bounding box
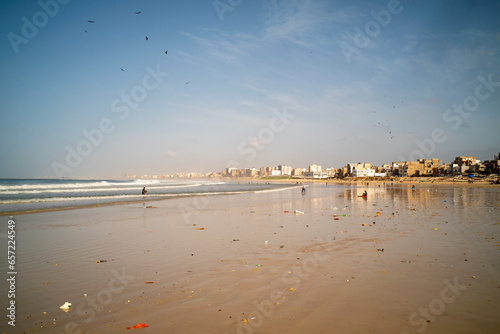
[88,20,95,23]
[165,50,168,55]
[135,11,142,14]
[120,68,125,72]
[185,81,191,84]
[84,30,88,33]
[146,36,148,41]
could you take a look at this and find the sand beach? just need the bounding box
[1,183,499,333]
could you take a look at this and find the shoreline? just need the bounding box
[2,177,497,217]
[4,182,499,333]
[0,182,296,217]
[241,175,500,188]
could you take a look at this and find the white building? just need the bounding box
[278,164,292,176]
[308,164,322,173]
[271,169,282,176]
[354,168,375,177]
[303,172,329,179]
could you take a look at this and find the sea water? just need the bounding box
[0,178,293,214]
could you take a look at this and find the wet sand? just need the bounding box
[1,183,499,333]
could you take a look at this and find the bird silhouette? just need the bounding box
[84,30,88,33]
[185,81,191,84]
[120,68,125,72]
[135,11,142,14]
[88,20,95,23]
[146,36,148,41]
[165,50,168,55]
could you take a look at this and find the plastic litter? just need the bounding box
[59,302,71,310]
[377,249,384,252]
[401,260,411,263]
[145,281,155,284]
[294,210,304,214]
[126,323,149,329]
[95,260,108,263]
[250,210,257,213]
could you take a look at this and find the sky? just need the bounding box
[0,0,499,178]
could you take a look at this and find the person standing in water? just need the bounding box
[142,187,147,195]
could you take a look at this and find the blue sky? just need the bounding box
[1,0,499,178]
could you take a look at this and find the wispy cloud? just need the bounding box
[262,0,359,47]
[179,31,256,65]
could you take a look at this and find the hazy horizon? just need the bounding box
[1,0,499,178]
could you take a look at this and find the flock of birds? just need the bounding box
[85,11,168,73]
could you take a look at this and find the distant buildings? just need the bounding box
[291,168,305,176]
[303,164,328,178]
[308,164,322,173]
[399,159,440,177]
[278,164,292,176]
[125,152,500,180]
[483,153,500,175]
[347,163,373,177]
[453,156,479,174]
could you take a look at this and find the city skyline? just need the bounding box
[123,152,499,179]
[1,0,500,178]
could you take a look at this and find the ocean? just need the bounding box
[0,178,293,215]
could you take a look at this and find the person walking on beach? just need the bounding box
[142,187,147,195]
[301,186,306,195]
